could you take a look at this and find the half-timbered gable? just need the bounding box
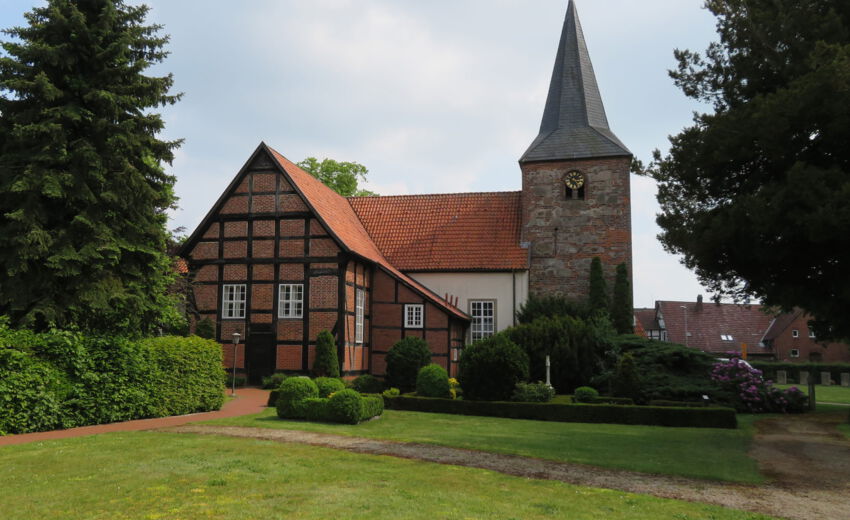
[181,143,469,382]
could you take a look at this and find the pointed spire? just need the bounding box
[520,0,630,163]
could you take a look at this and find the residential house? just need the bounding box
[636,297,850,363]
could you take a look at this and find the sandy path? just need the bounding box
[164,412,850,520]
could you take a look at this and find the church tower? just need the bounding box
[520,0,632,300]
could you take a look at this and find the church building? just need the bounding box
[178,1,633,383]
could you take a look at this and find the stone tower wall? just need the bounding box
[520,156,632,300]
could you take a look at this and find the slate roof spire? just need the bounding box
[520,0,630,163]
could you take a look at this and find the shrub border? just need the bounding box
[383,396,737,429]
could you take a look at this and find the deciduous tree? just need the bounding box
[297,157,377,197]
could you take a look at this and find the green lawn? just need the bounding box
[0,432,774,520]
[206,408,763,483]
[839,423,850,440]
[775,383,850,404]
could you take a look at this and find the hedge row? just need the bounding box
[750,362,850,383]
[383,396,737,429]
[0,323,225,435]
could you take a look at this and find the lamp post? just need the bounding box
[680,305,688,347]
[231,332,241,397]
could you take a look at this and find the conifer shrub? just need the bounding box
[516,295,591,324]
[613,352,642,402]
[502,315,614,394]
[315,377,345,398]
[588,257,609,313]
[385,337,431,392]
[195,318,215,340]
[276,377,319,419]
[416,363,451,398]
[459,335,529,401]
[312,330,340,378]
[610,263,633,334]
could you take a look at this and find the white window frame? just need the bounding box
[278,284,304,319]
[720,334,734,341]
[790,349,800,358]
[792,329,799,338]
[808,329,816,339]
[222,284,246,319]
[470,300,495,342]
[404,304,423,329]
[355,289,365,344]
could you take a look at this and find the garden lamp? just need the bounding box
[231,332,241,397]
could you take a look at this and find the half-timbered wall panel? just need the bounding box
[369,268,456,376]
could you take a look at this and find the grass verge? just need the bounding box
[775,384,850,404]
[0,432,775,520]
[206,408,763,483]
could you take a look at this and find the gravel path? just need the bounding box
[164,412,850,520]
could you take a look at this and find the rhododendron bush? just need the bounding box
[711,357,806,413]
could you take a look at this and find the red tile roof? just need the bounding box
[267,146,469,321]
[657,300,774,355]
[348,192,528,271]
[762,309,802,342]
[633,308,658,332]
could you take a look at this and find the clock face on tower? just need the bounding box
[564,171,585,190]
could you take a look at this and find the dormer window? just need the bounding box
[564,171,586,200]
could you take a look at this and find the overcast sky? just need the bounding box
[1,0,721,308]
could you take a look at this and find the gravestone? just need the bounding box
[841,373,849,387]
[799,371,809,385]
[821,371,831,386]
[776,370,787,385]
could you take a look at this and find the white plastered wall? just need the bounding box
[409,271,529,343]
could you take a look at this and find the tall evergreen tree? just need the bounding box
[0,1,181,333]
[588,257,608,314]
[610,263,633,334]
[643,0,850,339]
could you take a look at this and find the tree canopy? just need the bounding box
[644,0,850,338]
[297,157,377,197]
[0,0,182,333]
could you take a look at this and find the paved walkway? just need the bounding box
[0,388,270,447]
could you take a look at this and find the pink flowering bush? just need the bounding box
[711,357,806,413]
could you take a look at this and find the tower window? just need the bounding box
[564,170,586,200]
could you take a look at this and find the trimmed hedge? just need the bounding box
[590,396,635,405]
[511,381,555,403]
[383,396,737,429]
[649,399,707,408]
[280,391,383,424]
[276,378,319,419]
[315,377,345,398]
[416,364,451,398]
[352,374,384,394]
[0,323,225,435]
[750,362,850,384]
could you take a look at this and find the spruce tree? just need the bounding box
[313,330,340,378]
[610,263,633,334]
[0,1,181,333]
[588,257,608,314]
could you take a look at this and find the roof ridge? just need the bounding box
[348,190,521,200]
